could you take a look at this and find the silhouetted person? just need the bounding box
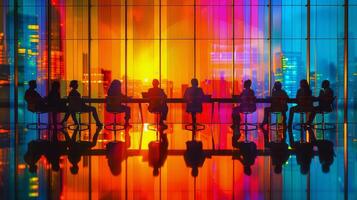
[148,133,168,176]
[232,80,256,140]
[295,142,314,175]
[184,78,205,125]
[270,141,290,174]
[44,81,73,126]
[234,141,257,176]
[24,80,48,112]
[107,80,131,127]
[288,79,313,129]
[288,80,315,146]
[184,140,206,177]
[261,81,289,127]
[147,79,168,127]
[67,126,102,174]
[316,139,335,173]
[66,80,102,126]
[307,80,334,124]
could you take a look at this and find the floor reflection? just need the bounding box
[0,122,355,199]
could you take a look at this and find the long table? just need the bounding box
[64,97,312,124]
[79,97,303,104]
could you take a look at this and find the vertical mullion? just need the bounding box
[13,1,19,199]
[268,0,272,95]
[125,0,128,95]
[307,0,311,83]
[232,0,235,94]
[14,0,18,125]
[47,0,51,93]
[159,0,162,87]
[88,0,91,100]
[194,0,196,78]
[343,0,349,199]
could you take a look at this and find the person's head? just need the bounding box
[70,165,79,175]
[243,79,252,90]
[191,167,199,177]
[152,79,160,88]
[28,80,37,89]
[273,81,282,91]
[322,80,330,89]
[191,78,199,88]
[69,80,78,90]
[300,79,309,90]
[51,81,60,92]
[108,79,122,92]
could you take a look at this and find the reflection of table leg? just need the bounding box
[211,102,214,125]
[138,103,144,124]
[210,102,215,150]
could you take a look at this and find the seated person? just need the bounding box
[232,79,256,128]
[183,78,205,124]
[307,80,334,124]
[66,80,102,126]
[261,81,289,127]
[288,79,314,129]
[106,80,131,126]
[45,81,74,125]
[24,80,48,112]
[147,79,168,126]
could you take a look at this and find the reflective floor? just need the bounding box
[0,119,356,200]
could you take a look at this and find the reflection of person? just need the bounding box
[184,78,205,124]
[66,80,102,126]
[307,80,334,124]
[234,141,257,176]
[67,126,102,174]
[270,141,290,174]
[24,129,70,173]
[316,140,335,173]
[44,130,69,171]
[147,79,168,126]
[106,141,127,176]
[295,142,314,175]
[261,81,289,127]
[24,139,49,173]
[184,140,206,177]
[148,134,168,176]
[24,80,48,112]
[107,80,131,127]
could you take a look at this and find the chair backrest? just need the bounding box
[297,96,313,108]
[320,96,335,112]
[143,92,165,113]
[68,96,83,112]
[270,96,288,112]
[106,96,122,111]
[240,96,257,113]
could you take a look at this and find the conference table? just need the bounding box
[62,97,313,124]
